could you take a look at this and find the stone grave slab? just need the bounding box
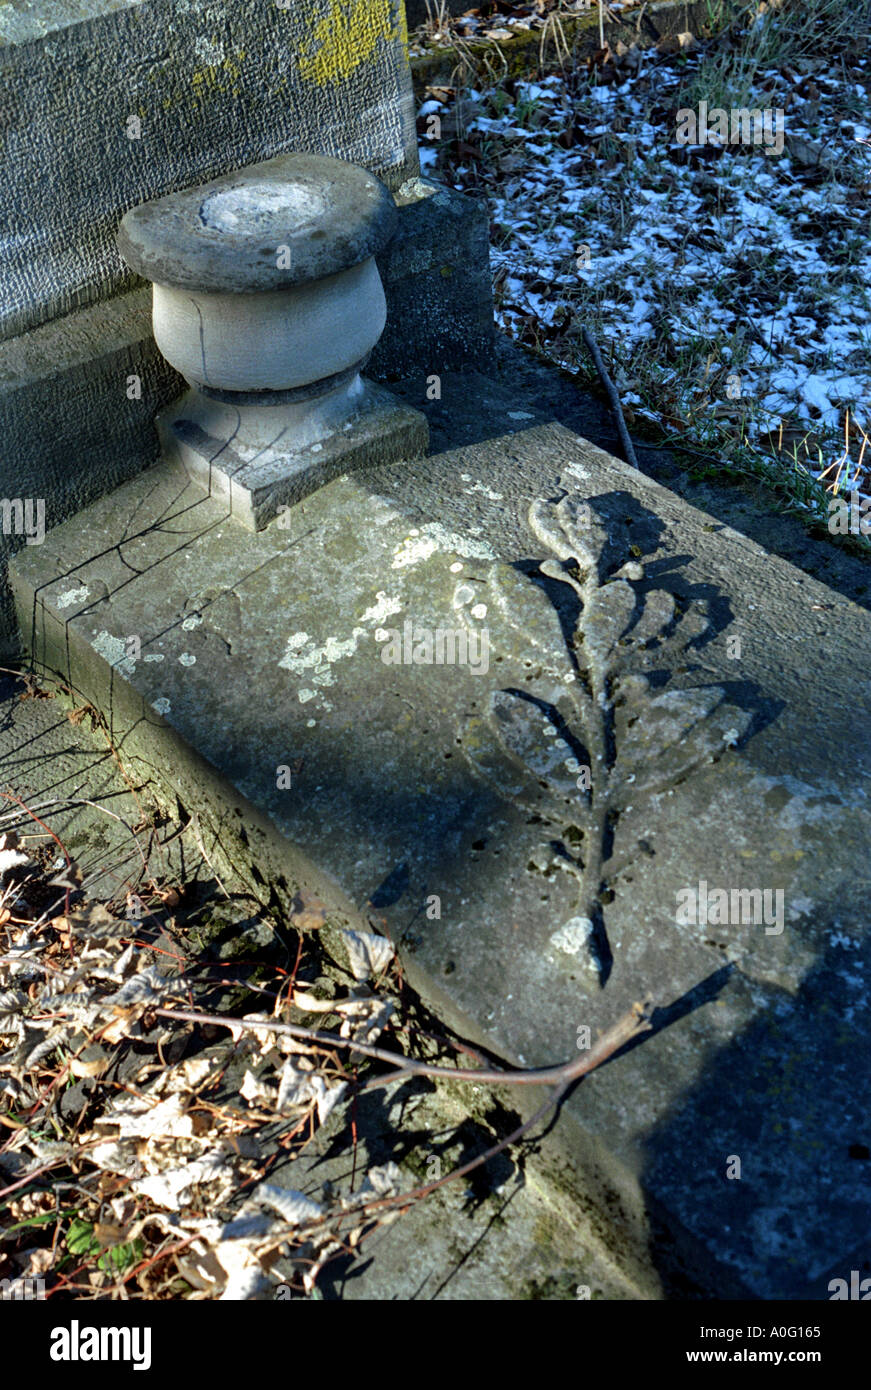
[10,381,871,1299]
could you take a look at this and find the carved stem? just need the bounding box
[575,568,615,967]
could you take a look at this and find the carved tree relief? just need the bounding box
[453,491,752,984]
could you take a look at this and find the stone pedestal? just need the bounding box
[115,152,428,526]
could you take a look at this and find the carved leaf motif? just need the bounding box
[490,692,589,804]
[621,589,676,649]
[528,498,577,562]
[462,691,589,816]
[612,687,752,801]
[530,495,610,580]
[582,579,638,670]
[461,713,536,804]
[455,489,753,982]
[453,568,572,678]
[669,603,710,649]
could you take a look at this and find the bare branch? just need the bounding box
[155,996,652,1090]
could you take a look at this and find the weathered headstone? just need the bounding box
[8,0,868,1304]
[11,366,871,1298]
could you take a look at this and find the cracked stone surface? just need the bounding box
[159,379,428,529]
[10,370,871,1299]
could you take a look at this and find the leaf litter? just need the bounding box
[0,816,411,1300]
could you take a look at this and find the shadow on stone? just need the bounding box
[638,929,871,1299]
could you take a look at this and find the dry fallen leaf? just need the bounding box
[341,929,395,982]
[69,1046,111,1079]
[288,891,328,931]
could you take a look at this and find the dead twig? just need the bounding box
[155,996,652,1090]
[1,789,74,914]
[268,997,653,1248]
[581,326,639,468]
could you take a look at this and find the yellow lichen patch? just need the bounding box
[191,66,229,99]
[395,0,408,57]
[298,0,402,86]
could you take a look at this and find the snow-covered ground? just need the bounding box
[419,18,871,527]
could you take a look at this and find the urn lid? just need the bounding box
[117,152,398,294]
